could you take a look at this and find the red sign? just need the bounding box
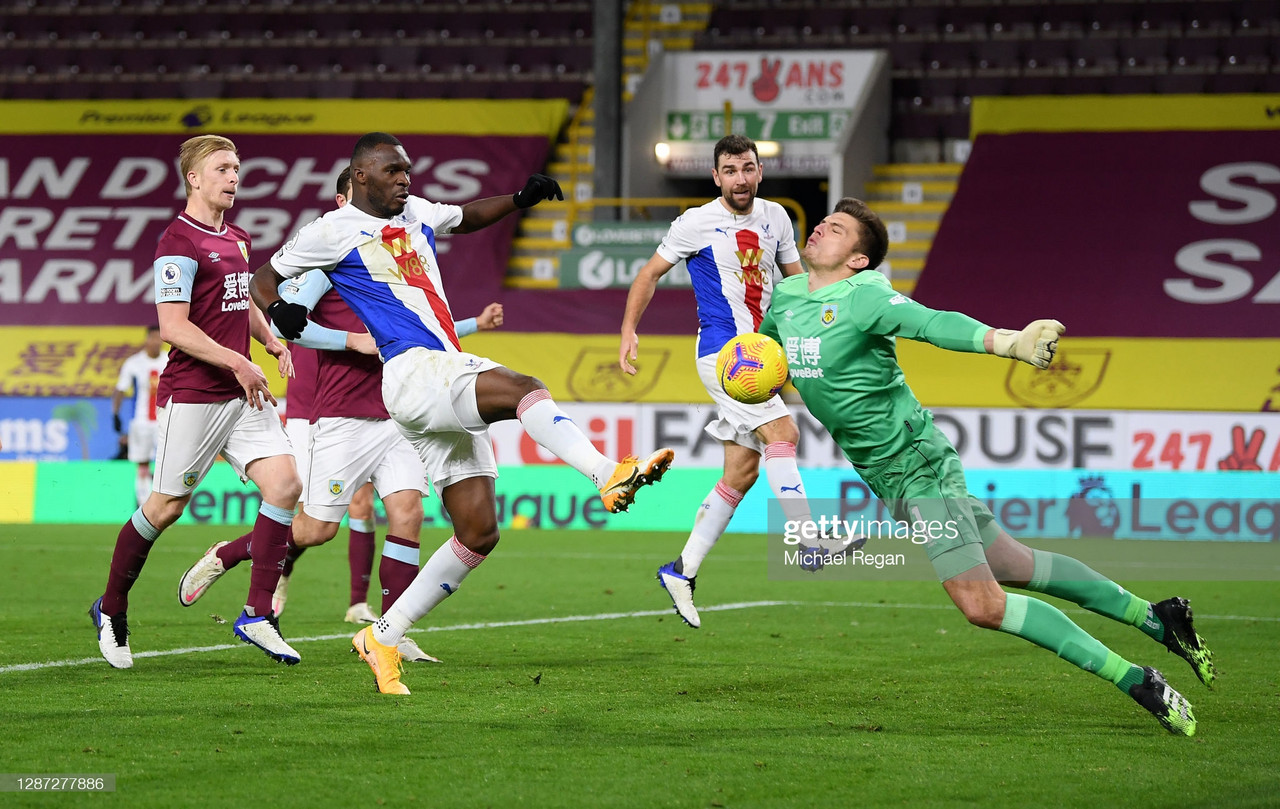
[917,131,1280,337]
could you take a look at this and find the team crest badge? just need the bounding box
[237,241,249,262]
[820,304,838,327]
[182,471,198,488]
[1006,347,1110,408]
[329,480,345,495]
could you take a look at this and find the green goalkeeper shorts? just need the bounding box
[856,422,1000,582]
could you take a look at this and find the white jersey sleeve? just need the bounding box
[116,354,141,393]
[655,211,701,265]
[770,202,801,266]
[407,197,464,235]
[272,217,343,279]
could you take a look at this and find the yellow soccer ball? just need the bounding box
[716,333,789,405]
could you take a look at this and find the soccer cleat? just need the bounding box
[89,597,133,669]
[178,541,229,606]
[600,448,676,513]
[397,636,442,664]
[233,611,301,665]
[344,602,379,624]
[1128,666,1196,736]
[1152,597,1216,689]
[657,561,700,628]
[351,626,410,694]
[271,573,290,617]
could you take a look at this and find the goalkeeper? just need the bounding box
[760,197,1214,736]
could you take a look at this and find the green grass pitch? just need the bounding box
[1,524,1278,808]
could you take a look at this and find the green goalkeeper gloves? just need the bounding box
[990,319,1065,369]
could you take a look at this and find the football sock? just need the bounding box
[245,503,294,617]
[101,508,161,614]
[282,542,305,577]
[999,592,1143,694]
[678,482,743,578]
[762,442,813,525]
[379,535,421,614]
[1026,550,1157,638]
[516,390,616,487]
[216,532,253,569]
[348,519,376,606]
[374,536,484,646]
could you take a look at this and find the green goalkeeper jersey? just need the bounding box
[759,270,992,467]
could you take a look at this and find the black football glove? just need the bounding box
[513,173,564,209]
[112,413,123,433]
[267,299,309,341]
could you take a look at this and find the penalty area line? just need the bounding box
[5,599,1275,675]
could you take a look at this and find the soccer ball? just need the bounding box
[716,333,789,405]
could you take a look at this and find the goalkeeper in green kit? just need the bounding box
[759,197,1214,736]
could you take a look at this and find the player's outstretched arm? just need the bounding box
[453,174,564,234]
[619,252,676,375]
[986,319,1066,369]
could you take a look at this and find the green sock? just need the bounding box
[1027,550,1161,639]
[1000,593,1141,694]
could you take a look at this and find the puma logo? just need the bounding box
[781,484,803,494]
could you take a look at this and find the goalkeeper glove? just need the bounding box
[267,299,309,341]
[990,319,1065,369]
[112,413,122,433]
[513,174,564,209]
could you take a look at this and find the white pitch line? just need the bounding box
[4,599,1276,675]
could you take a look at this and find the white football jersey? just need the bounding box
[656,198,799,358]
[272,197,464,362]
[116,350,168,424]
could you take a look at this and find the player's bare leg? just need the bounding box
[943,564,1195,735]
[474,367,673,513]
[985,528,1215,687]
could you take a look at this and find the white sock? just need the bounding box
[679,482,743,578]
[517,390,615,487]
[373,536,484,646]
[135,472,152,508]
[763,442,813,525]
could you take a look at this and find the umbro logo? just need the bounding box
[208,252,221,263]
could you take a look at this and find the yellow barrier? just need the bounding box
[0,99,569,137]
[972,94,1280,136]
[0,462,36,523]
[0,327,287,399]
[5,328,1275,411]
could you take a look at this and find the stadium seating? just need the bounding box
[0,0,592,103]
[696,0,1280,145]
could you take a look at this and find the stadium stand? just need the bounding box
[695,0,1280,147]
[0,0,594,102]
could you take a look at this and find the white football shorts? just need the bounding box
[695,353,791,454]
[302,417,428,523]
[126,418,159,464]
[382,347,499,496]
[152,399,293,496]
[284,418,315,493]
